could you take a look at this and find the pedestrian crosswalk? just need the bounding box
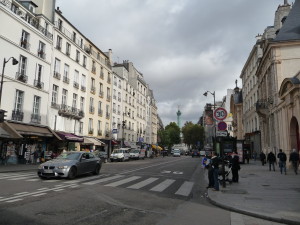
[0,172,196,203]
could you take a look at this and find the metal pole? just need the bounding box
[0,58,7,108]
[122,113,125,148]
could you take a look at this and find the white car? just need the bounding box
[129,149,145,160]
[173,149,181,157]
[110,148,130,162]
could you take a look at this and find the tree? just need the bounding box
[182,121,205,149]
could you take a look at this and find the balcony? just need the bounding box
[100,72,104,79]
[12,110,23,122]
[97,130,102,136]
[73,82,79,89]
[92,67,96,74]
[106,113,110,119]
[63,76,70,84]
[15,72,28,83]
[81,86,86,92]
[255,99,269,117]
[56,45,61,51]
[51,102,60,109]
[34,80,44,89]
[20,39,30,50]
[88,129,94,135]
[99,91,104,98]
[89,106,95,114]
[106,96,111,102]
[98,109,103,116]
[58,104,84,119]
[90,87,96,94]
[31,113,41,124]
[38,50,46,59]
[53,71,61,80]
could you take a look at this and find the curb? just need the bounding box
[207,192,300,225]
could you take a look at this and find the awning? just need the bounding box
[82,137,105,146]
[0,122,22,139]
[56,131,83,142]
[111,140,119,145]
[151,145,162,151]
[157,146,163,151]
[7,121,61,139]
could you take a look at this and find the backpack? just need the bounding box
[279,152,286,162]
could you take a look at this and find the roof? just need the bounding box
[274,0,300,41]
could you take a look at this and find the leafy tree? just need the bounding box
[182,121,205,149]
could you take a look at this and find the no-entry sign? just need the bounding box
[214,107,227,121]
[218,121,227,131]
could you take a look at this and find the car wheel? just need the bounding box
[121,157,124,162]
[93,164,101,175]
[68,167,77,179]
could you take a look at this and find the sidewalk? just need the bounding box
[207,160,300,225]
[0,163,38,173]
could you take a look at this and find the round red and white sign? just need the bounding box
[214,107,227,121]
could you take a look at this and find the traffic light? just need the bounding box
[0,110,7,123]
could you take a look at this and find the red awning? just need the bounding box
[111,140,118,145]
[56,131,83,142]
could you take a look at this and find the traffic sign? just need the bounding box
[214,107,227,120]
[218,121,227,131]
[216,131,227,137]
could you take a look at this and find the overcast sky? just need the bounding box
[56,0,291,127]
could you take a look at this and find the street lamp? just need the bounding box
[0,57,19,108]
[203,91,216,150]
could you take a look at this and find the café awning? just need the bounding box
[0,122,22,139]
[56,131,83,142]
[82,137,105,146]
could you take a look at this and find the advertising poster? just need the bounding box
[236,141,244,163]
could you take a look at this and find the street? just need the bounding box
[0,156,284,225]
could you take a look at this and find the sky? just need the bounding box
[56,0,292,127]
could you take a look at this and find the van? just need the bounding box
[130,149,145,160]
[110,148,130,162]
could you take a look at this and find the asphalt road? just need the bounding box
[0,156,283,225]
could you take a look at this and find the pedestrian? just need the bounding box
[260,152,266,166]
[253,151,257,161]
[289,149,299,175]
[231,151,240,182]
[245,151,250,164]
[204,154,214,188]
[211,152,220,191]
[267,151,276,171]
[277,149,287,175]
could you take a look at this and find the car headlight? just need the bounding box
[57,165,68,169]
[38,165,43,169]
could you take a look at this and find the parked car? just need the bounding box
[173,149,181,157]
[94,151,108,163]
[191,150,200,157]
[110,148,130,162]
[37,151,102,179]
[129,149,145,160]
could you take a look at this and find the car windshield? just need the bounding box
[112,150,123,154]
[56,152,81,160]
[174,150,180,153]
[131,150,139,153]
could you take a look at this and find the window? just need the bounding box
[33,95,40,116]
[38,41,45,59]
[14,90,24,112]
[54,58,61,74]
[19,55,27,76]
[63,64,69,83]
[91,78,95,93]
[80,97,85,111]
[72,93,77,109]
[52,85,59,104]
[83,55,87,68]
[107,87,110,100]
[79,122,83,134]
[89,97,94,113]
[62,89,68,106]
[98,101,102,115]
[106,104,110,117]
[92,61,96,73]
[88,118,93,133]
[56,35,62,50]
[21,30,29,50]
[66,42,71,56]
[72,32,76,42]
[76,50,80,63]
[35,64,43,88]
[80,38,83,48]
[81,74,86,90]
[58,19,63,31]
[97,120,102,135]
[99,83,103,97]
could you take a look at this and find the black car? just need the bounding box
[191,150,200,157]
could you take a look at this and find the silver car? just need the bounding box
[37,151,102,179]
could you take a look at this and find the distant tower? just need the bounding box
[176,105,182,128]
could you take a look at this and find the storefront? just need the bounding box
[55,131,84,152]
[81,137,105,152]
[0,121,61,164]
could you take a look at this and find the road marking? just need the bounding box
[6,199,22,203]
[26,179,39,181]
[105,176,141,187]
[43,180,58,182]
[150,179,175,192]
[127,178,158,189]
[63,174,108,184]
[83,174,124,185]
[7,175,37,180]
[173,171,183,174]
[175,181,194,196]
[32,193,46,197]
[14,192,29,195]
[161,170,171,174]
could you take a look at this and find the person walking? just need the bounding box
[204,154,214,188]
[277,149,287,175]
[231,151,240,183]
[260,152,266,166]
[211,152,220,191]
[267,151,276,171]
[289,149,299,175]
[245,151,250,164]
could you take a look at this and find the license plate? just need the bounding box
[44,169,53,173]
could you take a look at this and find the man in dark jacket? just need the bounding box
[211,152,220,191]
[231,152,240,182]
[267,151,276,171]
[277,149,287,175]
[289,149,299,175]
[260,152,266,166]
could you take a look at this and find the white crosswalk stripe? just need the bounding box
[127,177,158,189]
[175,181,194,196]
[83,174,124,185]
[150,179,176,192]
[104,176,141,187]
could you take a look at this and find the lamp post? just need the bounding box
[0,57,19,108]
[203,91,216,150]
